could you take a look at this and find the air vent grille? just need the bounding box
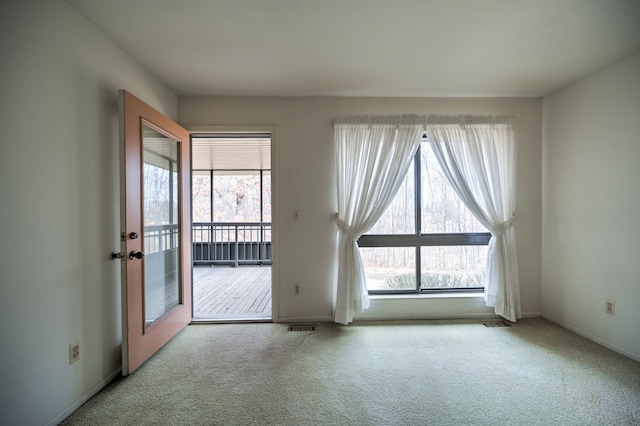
[481,321,511,327]
[288,324,316,332]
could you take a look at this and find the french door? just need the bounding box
[118,90,192,375]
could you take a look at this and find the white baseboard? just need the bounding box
[45,367,122,426]
[355,312,500,321]
[542,314,640,363]
[278,312,542,324]
[276,315,333,323]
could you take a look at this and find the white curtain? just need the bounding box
[333,116,423,325]
[425,119,520,322]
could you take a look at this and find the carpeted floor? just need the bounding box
[60,318,640,425]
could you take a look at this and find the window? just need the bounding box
[359,136,490,293]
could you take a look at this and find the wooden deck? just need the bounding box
[192,265,272,320]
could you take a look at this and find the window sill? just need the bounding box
[370,292,484,300]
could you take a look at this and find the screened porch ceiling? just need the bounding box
[191,135,271,172]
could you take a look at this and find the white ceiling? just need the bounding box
[65,0,640,97]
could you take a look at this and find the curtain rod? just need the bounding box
[333,114,517,126]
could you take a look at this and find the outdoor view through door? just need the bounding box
[191,134,272,320]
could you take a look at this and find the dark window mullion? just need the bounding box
[358,233,491,247]
[414,147,421,292]
[414,147,421,235]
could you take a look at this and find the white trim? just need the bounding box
[45,367,121,426]
[356,295,494,321]
[542,314,640,363]
[186,124,276,134]
[280,311,542,324]
[369,292,485,300]
[358,294,540,322]
[278,316,334,323]
[191,318,272,324]
[355,313,502,321]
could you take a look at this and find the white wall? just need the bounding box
[179,96,542,322]
[0,1,177,424]
[542,49,640,361]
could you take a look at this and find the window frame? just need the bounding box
[358,138,491,295]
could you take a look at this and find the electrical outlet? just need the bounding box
[605,299,615,316]
[294,283,300,295]
[69,340,81,365]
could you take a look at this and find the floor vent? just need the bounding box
[481,321,511,328]
[288,324,316,332]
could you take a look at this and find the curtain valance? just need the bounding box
[333,114,517,127]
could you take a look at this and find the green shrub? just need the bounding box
[381,271,484,290]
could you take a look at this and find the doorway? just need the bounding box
[190,133,272,321]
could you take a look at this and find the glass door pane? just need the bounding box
[142,124,180,326]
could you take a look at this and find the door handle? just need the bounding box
[129,251,145,260]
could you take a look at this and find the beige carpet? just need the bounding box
[60,318,640,425]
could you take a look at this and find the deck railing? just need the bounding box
[142,222,272,267]
[192,222,272,267]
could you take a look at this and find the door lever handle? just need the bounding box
[129,251,145,260]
